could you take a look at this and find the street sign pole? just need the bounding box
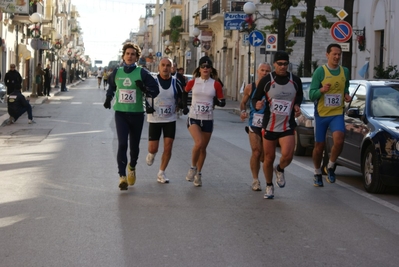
[248,39,251,84]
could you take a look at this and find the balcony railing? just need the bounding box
[211,0,220,15]
[201,4,208,21]
[201,0,225,21]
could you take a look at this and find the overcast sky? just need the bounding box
[72,0,153,67]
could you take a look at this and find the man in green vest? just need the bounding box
[104,42,159,190]
[309,43,352,187]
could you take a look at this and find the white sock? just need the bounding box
[327,161,335,169]
[314,168,322,175]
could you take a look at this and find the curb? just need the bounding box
[0,80,82,127]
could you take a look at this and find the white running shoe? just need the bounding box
[28,119,36,124]
[146,153,155,166]
[193,173,202,187]
[186,167,197,182]
[251,180,261,191]
[157,172,169,184]
[274,165,286,188]
[264,185,274,199]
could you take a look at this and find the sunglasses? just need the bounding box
[200,64,212,69]
[276,61,289,66]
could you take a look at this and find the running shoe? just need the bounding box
[186,167,197,182]
[313,174,323,187]
[325,167,336,183]
[119,176,128,190]
[9,117,15,124]
[251,180,261,191]
[193,173,202,187]
[274,165,286,188]
[157,172,169,184]
[28,119,36,124]
[264,185,274,199]
[127,165,136,186]
[146,153,155,166]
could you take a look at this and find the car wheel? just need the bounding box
[294,130,307,156]
[362,145,385,193]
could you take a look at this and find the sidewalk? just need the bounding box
[0,80,82,126]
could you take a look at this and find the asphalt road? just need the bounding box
[1,78,399,267]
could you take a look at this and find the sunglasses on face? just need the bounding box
[276,61,289,66]
[200,64,212,69]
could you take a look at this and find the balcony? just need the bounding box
[199,0,225,28]
[170,0,183,8]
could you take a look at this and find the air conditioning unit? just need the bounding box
[224,30,231,37]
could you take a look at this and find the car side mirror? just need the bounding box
[347,107,361,118]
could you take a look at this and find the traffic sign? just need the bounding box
[330,21,352,43]
[266,34,278,51]
[248,30,264,47]
[156,52,162,57]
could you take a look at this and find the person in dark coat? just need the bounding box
[7,88,35,124]
[61,68,67,91]
[4,64,23,95]
[44,64,52,96]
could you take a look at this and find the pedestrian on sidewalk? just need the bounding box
[60,68,67,91]
[182,56,225,187]
[7,88,35,124]
[145,57,183,184]
[103,42,159,191]
[251,51,303,199]
[4,64,22,95]
[240,62,271,192]
[44,64,52,96]
[35,63,45,96]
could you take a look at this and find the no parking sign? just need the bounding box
[330,21,352,43]
[266,34,277,51]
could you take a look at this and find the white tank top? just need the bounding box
[188,77,216,120]
[147,77,177,123]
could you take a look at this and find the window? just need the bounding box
[294,23,305,37]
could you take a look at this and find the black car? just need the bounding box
[323,80,399,193]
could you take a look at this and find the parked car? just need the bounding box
[294,77,313,156]
[295,79,361,156]
[323,80,399,193]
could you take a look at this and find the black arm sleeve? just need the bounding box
[292,75,303,106]
[141,68,159,98]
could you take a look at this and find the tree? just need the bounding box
[303,0,316,77]
[260,0,301,50]
[342,0,354,78]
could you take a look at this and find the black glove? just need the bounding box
[214,97,226,107]
[135,80,148,95]
[183,107,189,115]
[104,96,112,109]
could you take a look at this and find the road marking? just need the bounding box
[71,102,82,104]
[289,155,399,214]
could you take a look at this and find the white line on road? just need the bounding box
[289,154,399,214]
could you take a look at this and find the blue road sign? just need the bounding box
[248,30,264,47]
[156,52,162,57]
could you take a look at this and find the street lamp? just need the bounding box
[243,2,256,84]
[192,27,201,47]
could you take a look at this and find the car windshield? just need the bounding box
[371,85,399,117]
[302,82,311,103]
